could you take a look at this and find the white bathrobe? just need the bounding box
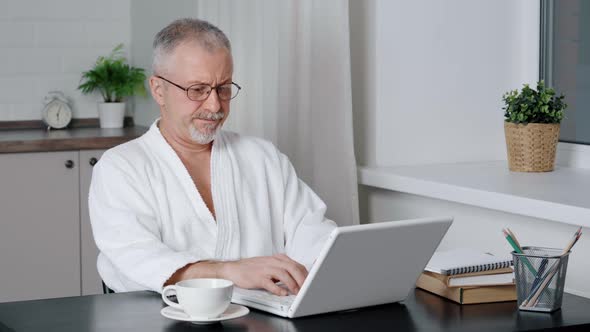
[89,120,336,293]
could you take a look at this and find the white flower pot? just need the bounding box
[98,102,126,129]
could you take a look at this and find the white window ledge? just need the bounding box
[358,161,590,228]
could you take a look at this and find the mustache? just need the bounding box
[194,111,225,121]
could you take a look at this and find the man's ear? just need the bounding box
[149,75,165,106]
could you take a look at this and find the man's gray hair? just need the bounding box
[152,18,232,75]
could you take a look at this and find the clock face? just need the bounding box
[44,100,72,129]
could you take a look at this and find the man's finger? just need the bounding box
[274,254,307,276]
[268,267,300,295]
[261,279,288,296]
[273,255,308,287]
[279,262,306,289]
[273,254,308,275]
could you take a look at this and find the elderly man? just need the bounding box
[89,18,336,296]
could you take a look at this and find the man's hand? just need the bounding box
[219,254,308,296]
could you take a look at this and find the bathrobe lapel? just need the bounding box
[211,132,241,261]
[149,124,241,261]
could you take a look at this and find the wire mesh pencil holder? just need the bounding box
[512,246,569,312]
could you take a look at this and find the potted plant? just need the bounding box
[78,44,147,128]
[502,80,567,172]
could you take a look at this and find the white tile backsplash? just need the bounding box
[0,0,132,121]
[0,22,35,47]
[0,104,12,121]
[0,49,62,74]
[33,74,85,100]
[0,77,34,102]
[82,0,131,20]
[9,103,39,121]
[0,0,111,20]
[60,47,114,74]
[85,21,130,48]
[71,101,100,118]
[34,22,88,47]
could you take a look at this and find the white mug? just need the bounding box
[162,278,233,319]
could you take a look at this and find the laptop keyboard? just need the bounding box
[233,287,296,309]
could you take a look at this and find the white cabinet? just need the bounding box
[0,149,106,302]
[0,151,80,302]
[80,149,105,296]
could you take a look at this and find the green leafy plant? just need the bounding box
[78,44,147,102]
[502,80,567,124]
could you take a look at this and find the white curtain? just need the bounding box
[195,0,359,226]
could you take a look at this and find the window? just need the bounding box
[541,0,590,145]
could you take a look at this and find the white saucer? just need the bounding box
[161,303,249,325]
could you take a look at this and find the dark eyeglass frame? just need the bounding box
[155,75,242,101]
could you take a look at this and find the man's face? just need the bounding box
[150,42,234,145]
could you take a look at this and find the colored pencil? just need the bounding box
[522,227,582,308]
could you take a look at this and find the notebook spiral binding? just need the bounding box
[445,261,514,275]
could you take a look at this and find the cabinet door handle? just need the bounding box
[89,157,98,166]
[65,160,75,169]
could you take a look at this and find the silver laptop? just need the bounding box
[231,216,453,318]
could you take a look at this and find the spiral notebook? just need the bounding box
[425,248,513,276]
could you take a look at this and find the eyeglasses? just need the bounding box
[156,75,241,101]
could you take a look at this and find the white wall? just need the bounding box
[352,0,539,167]
[360,188,590,298]
[350,0,590,298]
[0,0,131,121]
[129,0,198,127]
[349,0,377,166]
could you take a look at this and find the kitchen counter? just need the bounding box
[0,126,148,153]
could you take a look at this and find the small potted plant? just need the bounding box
[502,80,567,172]
[78,44,147,128]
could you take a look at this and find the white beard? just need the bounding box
[188,110,225,144]
[189,123,218,144]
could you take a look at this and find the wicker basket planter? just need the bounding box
[504,122,560,172]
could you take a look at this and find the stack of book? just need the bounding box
[416,248,517,304]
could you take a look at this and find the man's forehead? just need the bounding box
[172,41,231,61]
[165,42,233,81]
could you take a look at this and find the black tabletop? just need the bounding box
[0,289,589,332]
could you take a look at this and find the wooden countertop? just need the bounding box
[0,126,148,153]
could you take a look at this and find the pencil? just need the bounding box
[505,227,522,250]
[524,227,583,307]
[561,227,582,254]
[521,261,560,308]
[503,229,536,275]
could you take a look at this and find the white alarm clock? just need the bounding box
[42,91,72,129]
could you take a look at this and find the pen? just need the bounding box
[505,227,549,294]
[529,258,548,292]
[520,260,560,308]
[521,258,553,306]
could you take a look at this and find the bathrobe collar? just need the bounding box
[146,119,241,260]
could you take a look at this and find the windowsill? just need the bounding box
[358,161,590,228]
